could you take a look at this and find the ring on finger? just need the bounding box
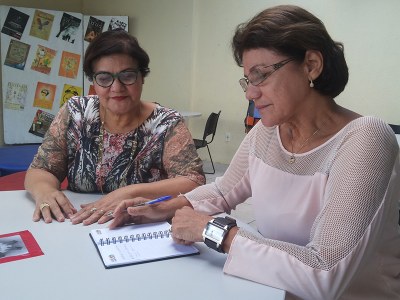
[90,207,97,213]
[39,202,50,211]
[98,209,104,215]
[106,211,114,217]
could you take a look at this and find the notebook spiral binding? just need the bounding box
[99,229,171,246]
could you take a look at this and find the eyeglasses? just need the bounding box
[239,58,294,92]
[92,70,139,88]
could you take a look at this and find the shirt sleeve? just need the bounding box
[162,119,206,186]
[185,129,253,215]
[29,104,69,182]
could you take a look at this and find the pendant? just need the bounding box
[289,155,295,164]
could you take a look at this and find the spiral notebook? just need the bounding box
[89,222,199,268]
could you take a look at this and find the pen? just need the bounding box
[131,195,173,207]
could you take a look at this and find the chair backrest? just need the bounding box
[389,124,400,134]
[202,111,221,144]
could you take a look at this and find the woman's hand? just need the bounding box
[109,196,192,229]
[26,169,76,223]
[33,190,77,224]
[70,191,126,225]
[171,206,212,245]
[108,198,167,228]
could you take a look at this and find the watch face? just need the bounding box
[205,223,224,243]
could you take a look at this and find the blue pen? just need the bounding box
[132,195,172,207]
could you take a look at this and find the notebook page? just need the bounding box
[90,222,199,268]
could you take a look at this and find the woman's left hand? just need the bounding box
[70,191,128,225]
[171,206,212,245]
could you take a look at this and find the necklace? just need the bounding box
[97,109,141,193]
[289,128,320,164]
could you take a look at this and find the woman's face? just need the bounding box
[242,49,310,127]
[92,53,143,116]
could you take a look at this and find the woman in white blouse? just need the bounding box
[111,5,400,300]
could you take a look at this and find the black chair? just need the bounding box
[389,124,400,134]
[193,111,221,174]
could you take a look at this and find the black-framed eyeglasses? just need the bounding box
[239,58,295,92]
[92,70,140,88]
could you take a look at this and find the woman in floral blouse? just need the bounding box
[25,29,205,225]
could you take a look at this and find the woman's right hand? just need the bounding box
[109,196,191,229]
[33,190,77,223]
[25,169,77,223]
[109,197,169,229]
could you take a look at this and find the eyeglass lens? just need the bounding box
[94,70,138,88]
[239,58,294,92]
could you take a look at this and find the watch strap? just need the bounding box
[204,236,224,252]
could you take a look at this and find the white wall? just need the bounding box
[1,0,400,165]
[82,0,400,164]
[190,0,400,163]
[82,0,195,112]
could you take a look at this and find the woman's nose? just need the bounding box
[109,77,125,91]
[245,84,261,101]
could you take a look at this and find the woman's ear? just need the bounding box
[304,50,323,81]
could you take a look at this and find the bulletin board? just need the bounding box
[0,5,128,144]
[0,5,83,144]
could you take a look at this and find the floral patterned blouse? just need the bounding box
[30,96,205,193]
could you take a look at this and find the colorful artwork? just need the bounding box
[1,7,30,40]
[33,82,57,110]
[108,18,127,31]
[31,45,57,75]
[29,10,54,41]
[28,109,55,138]
[84,16,104,42]
[60,84,82,107]
[0,231,43,264]
[4,82,28,111]
[55,13,81,44]
[58,51,81,79]
[4,39,31,70]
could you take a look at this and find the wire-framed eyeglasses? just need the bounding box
[92,70,140,88]
[239,58,295,92]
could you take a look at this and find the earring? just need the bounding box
[309,79,314,88]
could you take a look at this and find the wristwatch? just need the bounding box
[202,216,237,253]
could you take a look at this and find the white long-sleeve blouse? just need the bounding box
[186,116,400,300]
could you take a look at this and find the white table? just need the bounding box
[0,190,285,300]
[396,134,400,145]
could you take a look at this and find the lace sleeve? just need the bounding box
[29,105,69,182]
[186,127,255,214]
[162,120,206,185]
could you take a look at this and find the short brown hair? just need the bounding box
[232,5,348,98]
[83,29,150,80]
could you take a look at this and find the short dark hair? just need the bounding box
[83,29,150,80]
[232,5,348,98]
